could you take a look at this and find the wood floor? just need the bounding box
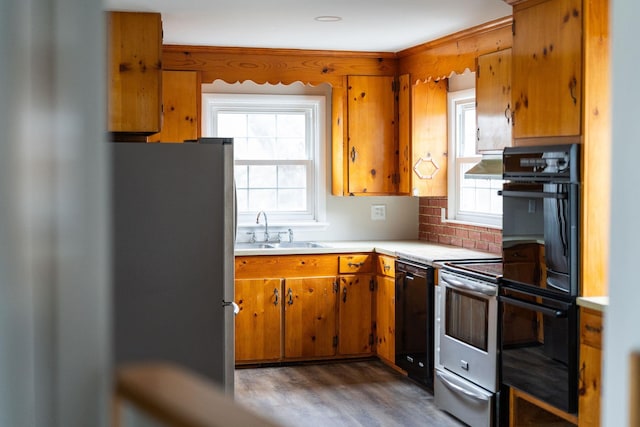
[234,360,464,427]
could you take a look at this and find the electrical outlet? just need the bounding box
[371,204,386,221]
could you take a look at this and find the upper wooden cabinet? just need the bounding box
[476,48,513,151]
[107,11,163,138]
[511,0,582,140]
[148,70,200,143]
[344,75,398,195]
[407,78,448,197]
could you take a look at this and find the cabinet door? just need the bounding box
[578,308,603,427]
[148,70,200,143]
[476,49,512,151]
[375,275,395,363]
[347,75,397,195]
[107,11,162,135]
[284,277,337,359]
[512,0,582,139]
[338,275,373,356]
[411,79,448,197]
[235,278,283,363]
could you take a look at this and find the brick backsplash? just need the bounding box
[418,197,502,255]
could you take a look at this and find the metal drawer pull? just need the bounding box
[436,370,490,402]
[274,288,279,306]
[347,262,364,268]
[383,264,391,271]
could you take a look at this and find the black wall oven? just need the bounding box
[499,143,580,414]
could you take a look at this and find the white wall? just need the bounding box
[0,0,109,425]
[204,80,420,242]
[604,1,640,425]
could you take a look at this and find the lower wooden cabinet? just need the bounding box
[234,254,375,365]
[578,308,603,426]
[284,277,337,359]
[235,278,282,363]
[338,274,373,356]
[375,274,395,363]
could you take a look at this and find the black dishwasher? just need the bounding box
[395,259,435,389]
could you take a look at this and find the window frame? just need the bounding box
[446,88,502,228]
[202,93,327,227]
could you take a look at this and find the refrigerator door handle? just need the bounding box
[222,300,240,315]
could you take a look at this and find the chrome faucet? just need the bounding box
[256,211,269,242]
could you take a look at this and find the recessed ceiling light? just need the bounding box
[314,16,342,22]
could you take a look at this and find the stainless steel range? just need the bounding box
[435,259,502,427]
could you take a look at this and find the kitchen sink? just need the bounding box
[235,241,328,250]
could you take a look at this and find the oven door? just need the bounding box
[501,182,579,297]
[439,270,498,392]
[499,287,578,413]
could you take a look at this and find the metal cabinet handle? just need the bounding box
[287,288,294,305]
[342,286,348,303]
[383,264,391,272]
[274,288,279,306]
[350,146,357,163]
[436,370,490,402]
[569,77,578,105]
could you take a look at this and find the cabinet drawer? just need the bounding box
[339,254,373,274]
[376,255,396,277]
[580,308,603,349]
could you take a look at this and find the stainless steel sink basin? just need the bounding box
[235,241,327,250]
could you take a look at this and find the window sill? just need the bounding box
[238,221,330,233]
[440,208,502,230]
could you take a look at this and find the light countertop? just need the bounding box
[235,239,497,265]
[577,296,608,313]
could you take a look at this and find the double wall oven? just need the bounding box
[499,143,580,414]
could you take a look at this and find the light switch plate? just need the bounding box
[371,204,386,221]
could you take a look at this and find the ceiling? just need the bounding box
[103,0,512,53]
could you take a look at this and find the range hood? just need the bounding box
[464,155,503,179]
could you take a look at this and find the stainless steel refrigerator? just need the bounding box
[111,138,235,393]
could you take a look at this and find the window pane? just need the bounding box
[236,188,248,212]
[278,165,306,188]
[248,165,277,188]
[277,114,305,137]
[276,138,306,160]
[248,189,277,211]
[233,137,250,160]
[248,114,276,137]
[234,165,248,188]
[278,189,306,211]
[218,113,247,137]
[246,137,276,160]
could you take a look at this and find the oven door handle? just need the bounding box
[498,190,567,199]
[499,295,567,318]
[436,370,491,402]
[440,273,497,297]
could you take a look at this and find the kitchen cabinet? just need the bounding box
[578,308,603,427]
[235,254,377,364]
[345,75,398,195]
[148,70,200,143]
[235,278,283,363]
[375,255,396,363]
[107,11,163,139]
[408,78,448,197]
[337,254,374,357]
[284,277,338,359]
[476,48,512,151]
[511,0,582,140]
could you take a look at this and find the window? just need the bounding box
[202,94,326,226]
[447,89,502,227]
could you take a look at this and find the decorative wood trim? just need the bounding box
[397,16,513,83]
[510,387,578,426]
[162,45,398,87]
